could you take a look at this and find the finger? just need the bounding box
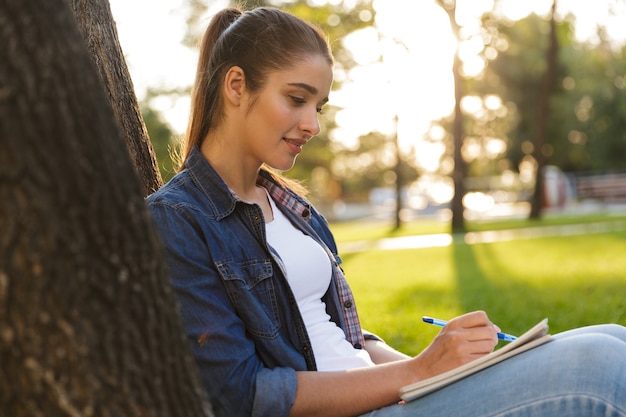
[438,323,498,350]
[449,310,491,330]
[455,312,502,340]
[466,327,499,344]
[467,340,499,357]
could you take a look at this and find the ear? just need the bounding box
[223,66,246,107]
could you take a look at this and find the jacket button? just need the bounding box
[353,343,362,349]
[343,300,353,308]
[302,208,310,217]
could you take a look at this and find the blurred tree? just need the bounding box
[465,8,572,215]
[529,0,559,219]
[437,0,467,233]
[478,3,626,176]
[556,35,626,172]
[333,130,418,201]
[478,13,566,173]
[578,0,626,172]
[0,0,213,415]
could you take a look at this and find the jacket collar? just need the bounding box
[185,146,238,221]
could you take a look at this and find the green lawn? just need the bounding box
[331,214,626,356]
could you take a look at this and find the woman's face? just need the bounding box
[240,54,333,171]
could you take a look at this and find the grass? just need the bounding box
[330,213,626,356]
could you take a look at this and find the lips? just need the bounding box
[284,138,306,154]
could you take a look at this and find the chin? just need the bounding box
[271,158,298,172]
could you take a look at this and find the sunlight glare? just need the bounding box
[335,0,455,169]
[428,124,447,142]
[427,176,454,205]
[455,0,494,26]
[498,0,550,21]
[342,27,381,65]
[462,138,481,161]
[484,95,502,111]
[460,96,482,115]
[415,141,446,173]
[463,192,495,213]
[485,137,507,157]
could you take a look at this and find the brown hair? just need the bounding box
[179,6,333,184]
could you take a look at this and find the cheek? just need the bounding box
[247,95,294,133]
[267,103,292,126]
[259,96,293,124]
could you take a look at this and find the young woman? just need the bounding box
[147,6,626,417]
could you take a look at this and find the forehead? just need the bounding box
[267,55,333,98]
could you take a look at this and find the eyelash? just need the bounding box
[290,96,325,115]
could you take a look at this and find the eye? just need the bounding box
[290,96,306,105]
[290,95,325,115]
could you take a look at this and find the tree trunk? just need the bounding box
[66,0,163,196]
[440,1,467,233]
[393,115,403,230]
[529,0,558,219]
[0,1,212,416]
[450,51,466,233]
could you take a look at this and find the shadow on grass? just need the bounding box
[451,240,626,337]
[450,241,544,338]
[358,240,626,355]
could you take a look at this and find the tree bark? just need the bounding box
[0,1,212,415]
[66,0,163,196]
[529,0,559,219]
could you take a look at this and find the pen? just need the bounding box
[422,316,518,342]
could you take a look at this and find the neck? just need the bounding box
[200,133,261,201]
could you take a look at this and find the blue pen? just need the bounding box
[422,316,517,342]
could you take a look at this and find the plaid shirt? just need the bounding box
[258,173,366,349]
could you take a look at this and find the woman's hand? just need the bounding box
[290,311,501,417]
[412,310,500,379]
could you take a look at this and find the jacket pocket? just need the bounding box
[216,259,280,339]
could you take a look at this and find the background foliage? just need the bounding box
[142,1,626,214]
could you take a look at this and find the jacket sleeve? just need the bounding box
[148,201,297,417]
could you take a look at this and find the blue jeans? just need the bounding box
[362,325,626,417]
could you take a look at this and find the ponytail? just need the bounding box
[181,8,243,170]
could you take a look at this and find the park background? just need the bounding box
[111,0,626,353]
[2,2,625,413]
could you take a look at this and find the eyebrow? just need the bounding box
[288,82,329,105]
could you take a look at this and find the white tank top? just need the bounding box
[264,192,374,371]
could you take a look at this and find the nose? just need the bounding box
[300,107,321,137]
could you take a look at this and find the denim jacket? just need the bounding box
[146,147,369,417]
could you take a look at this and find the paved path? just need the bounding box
[338,219,626,254]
